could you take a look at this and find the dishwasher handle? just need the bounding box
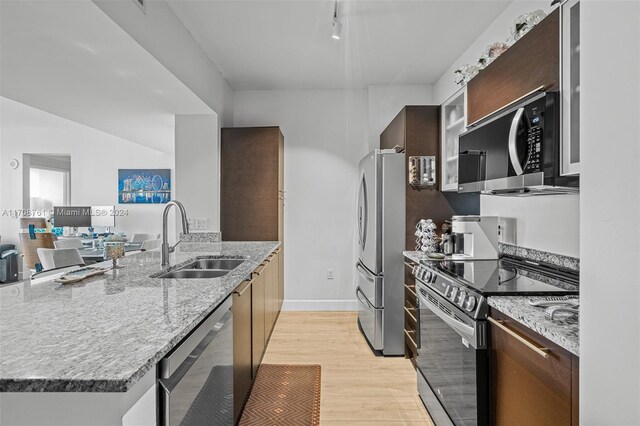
[159,296,232,380]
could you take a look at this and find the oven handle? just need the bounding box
[508,107,525,176]
[417,285,475,340]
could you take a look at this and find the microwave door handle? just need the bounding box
[508,107,526,176]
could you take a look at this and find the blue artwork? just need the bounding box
[118,169,171,204]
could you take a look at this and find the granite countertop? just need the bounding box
[403,251,437,264]
[0,240,279,392]
[488,296,579,357]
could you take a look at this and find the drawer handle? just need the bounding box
[404,307,418,324]
[405,284,417,299]
[488,317,550,359]
[253,264,267,276]
[234,280,252,297]
[404,330,418,349]
[404,261,417,269]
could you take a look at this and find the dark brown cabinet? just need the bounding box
[467,9,560,125]
[232,279,253,422]
[489,308,579,426]
[251,263,266,377]
[380,106,479,249]
[403,259,418,360]
[221,126,284,243]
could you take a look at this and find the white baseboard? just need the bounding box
[282,299,358,311]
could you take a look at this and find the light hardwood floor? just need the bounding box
[261,311,434,425]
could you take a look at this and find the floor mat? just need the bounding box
[239,364,321,426]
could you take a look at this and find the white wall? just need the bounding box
[367,84,434,149]
[0,98,174,249]
[174,114,220,231]
[433,0,579,257]
[92,0,233,127]
[580,2,640,423]
[233,89,369,310]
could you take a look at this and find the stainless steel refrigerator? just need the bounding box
[355,149,405,356]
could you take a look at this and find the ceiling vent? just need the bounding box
[133,0,146,14]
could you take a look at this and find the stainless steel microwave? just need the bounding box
[458,92,579,195]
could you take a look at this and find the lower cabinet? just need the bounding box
[232,279,253,423]
[234,248,283,420]
[251,264,266,377]
[403,259,418,360]
[489,308,579,426]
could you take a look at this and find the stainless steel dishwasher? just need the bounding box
[158,296,234,425]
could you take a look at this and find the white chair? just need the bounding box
[130,233,160,243]
[37,248,85,270]
[54,239,84,250]
[140,239,160,251]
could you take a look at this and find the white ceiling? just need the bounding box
[0,0,213,153]
[167,0,513,90]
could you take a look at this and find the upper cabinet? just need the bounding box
[467,9,560,125]
[561,0,581,176]
[440,88,466,192]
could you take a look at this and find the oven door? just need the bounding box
[416,282,488,426]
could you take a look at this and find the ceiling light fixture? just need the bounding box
[331,1,342,40]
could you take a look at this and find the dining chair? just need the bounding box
[36,248,85,271]
[54,239,84,250]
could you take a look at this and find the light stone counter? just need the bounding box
[0,241,279,392]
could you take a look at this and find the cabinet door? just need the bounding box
[251,268,266,377]
[489,311,572,425]
[467,9,559,125]
[232,280,252,422]
[440,88,466,192]
[221,127,280,241]
[278,247,284,311]
[561,0,581,175]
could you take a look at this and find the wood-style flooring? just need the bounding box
[261,312,434,425]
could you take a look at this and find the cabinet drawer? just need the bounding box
[489,308,572,426]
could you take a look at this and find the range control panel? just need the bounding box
[412,264,487,319]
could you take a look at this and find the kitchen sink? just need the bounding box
[180,258,245,271]
[157,269,231,279]
[152,257,245,279]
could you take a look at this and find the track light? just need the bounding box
[331,0,342,40]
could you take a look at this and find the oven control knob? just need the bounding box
[457,291,466,306]
[424,270,432,282]
[449,287,458,301]
[444,285,452,298]
[465,296,477,312]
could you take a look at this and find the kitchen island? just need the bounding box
[0,240,279,425]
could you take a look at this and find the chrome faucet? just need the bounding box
[161,200,190,266]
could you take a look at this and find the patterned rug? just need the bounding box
[239,364,321,426]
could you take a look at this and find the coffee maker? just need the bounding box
[0,244,19,284]
[451,216,499,260]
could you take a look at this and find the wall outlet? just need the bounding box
[195,218,208,231]
[327,269,335,280]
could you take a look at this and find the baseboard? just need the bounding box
[282,299,358,311]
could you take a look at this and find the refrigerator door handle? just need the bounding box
[356,287,375,309]
[356,261,376,283]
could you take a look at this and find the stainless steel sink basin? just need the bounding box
[181,259,245,270]
[157,269,230,279]
[152,257,245,279]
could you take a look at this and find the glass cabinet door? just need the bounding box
[441,88,466,191]
[561,0,580,175]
